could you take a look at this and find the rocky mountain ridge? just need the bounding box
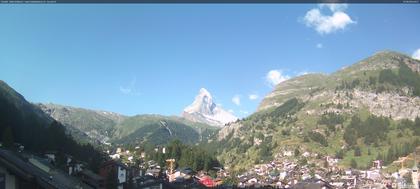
[38,103,126,145]
[37,102,220,146]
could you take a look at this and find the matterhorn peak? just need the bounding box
[182,88,237,127]
[199,88,211,96]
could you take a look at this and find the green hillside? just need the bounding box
[38,104,219,147]
[112,114,219,146]
[212,51,420,172]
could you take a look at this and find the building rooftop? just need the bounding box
[0,148,93,189]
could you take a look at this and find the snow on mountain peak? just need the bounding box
[199,88,211,96]
[183,88,237,127]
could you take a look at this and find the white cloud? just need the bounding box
[266,70,290,87]
[228,109,234,113]
[303,4,355,35]
[232,95,241,106]
[412,49,420,60]
[316,43,323,48]
[297,71,310,76]
[239,110,249,115]
[249,94,259,100]
[119,77,141,96]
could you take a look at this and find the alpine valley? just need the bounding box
[36,88,229,147]
[2,50,420,176]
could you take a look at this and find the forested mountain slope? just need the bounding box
[211,51,420,172]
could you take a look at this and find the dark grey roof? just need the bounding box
[0,148,93,189]
[81,169,104,181]
[0,149,34,181]
[291,179,334,189]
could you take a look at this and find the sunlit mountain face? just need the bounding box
[182,88,237,127]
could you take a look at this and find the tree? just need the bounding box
[376,152,383,161]
[335,150,344,159]
[1,126,14,148]
[344,115,390,146]
[379,69,399,85]
[168,139,183,160]
[354,146,362,157]
[350,159,358,168]
[386,147,395,165]
[294,148,300,157]
[308,131,328,147]
[344,127,357,147]
[317,112,344,130]
[369,76,377,86]
[415,117,420,135]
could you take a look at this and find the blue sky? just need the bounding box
[1,4,420,117]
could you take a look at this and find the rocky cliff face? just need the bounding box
[182,88,237,127]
